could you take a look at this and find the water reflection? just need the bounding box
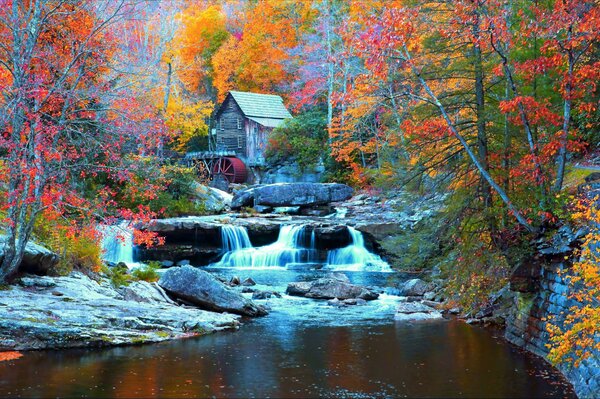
[0,320,573,398]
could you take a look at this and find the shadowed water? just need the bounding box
[0,269,574,398]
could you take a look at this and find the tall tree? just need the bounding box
[0,0,167,282]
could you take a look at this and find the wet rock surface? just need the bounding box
[158,266,268,317]
[398,278,434,296]
[0,272,239,351]
[394,301,443,321]
[286,274,379,301]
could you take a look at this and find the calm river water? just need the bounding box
[0,269,574,398]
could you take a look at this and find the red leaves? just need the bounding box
[499,96,561,127]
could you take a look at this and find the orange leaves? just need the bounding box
[173,4,229,94]
[0,351,22,362]
[209,0,314,101]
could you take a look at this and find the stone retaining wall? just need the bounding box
[505,262,600,398]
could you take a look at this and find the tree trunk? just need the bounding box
[405,46,535,233]
[473,16,491,211]
[325,0,334,144]
[553,48,574,193]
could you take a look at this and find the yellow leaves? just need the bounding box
[165,96,213,153]
[547,199,600,366]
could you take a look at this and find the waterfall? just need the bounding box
[215,224,317,268]
[99,221,136,267]
[326,227,392,272]
[221,225,252,253]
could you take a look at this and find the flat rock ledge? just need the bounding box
[0,273,240,351]
[394,301,444,321]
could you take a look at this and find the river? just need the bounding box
[0,268,574,398]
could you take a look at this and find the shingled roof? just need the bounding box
[227,90,292,120]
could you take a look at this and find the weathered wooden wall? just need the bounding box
[215,96,246,155]
[245,120,270,166]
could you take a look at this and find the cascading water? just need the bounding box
[99,221,136,267]
[220,225,252,253]
[326,226,392,272]
[213,223,391,272]
[215,224,317,268]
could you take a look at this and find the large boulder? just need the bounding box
[231,183,353,209]
[192,183,232,214]
[0,235,59,275]
[158,266,267,317]
[286,275,378,301]
[398,278,433,296]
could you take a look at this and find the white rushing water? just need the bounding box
[99,221,137,268]
[220,224,252,252]
[326,227,392,272]
[216,224,317,268]
[214,224,391,272]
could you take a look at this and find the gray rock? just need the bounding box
[423,291,436,301]
[231,183,353,209]
[285,281,312,296]
[19,276,57,288]
[0,272,239,351]
[118,281,176,304]
[161,260,174,268]
[240,277,256,286]
[328,272,350,283]
[398,279,433,296]
[395,301,444,321]
[229,276,241,286]
[342,298,367,306]
[176,259,190,266]
[286,277,378,301]
[328,298,344,307]
[0,235,59,275]
[158,266,267,317]
[251,291,281,300]
[192,183,232,213]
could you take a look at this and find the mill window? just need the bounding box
[237,117,242,130]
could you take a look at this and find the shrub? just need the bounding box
[265,109,328,171]
[131,261,161,282]
[102,264,132,287]
[107,158,209,218]
[34,211,103,276]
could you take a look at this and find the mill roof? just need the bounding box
[225,90,293,120]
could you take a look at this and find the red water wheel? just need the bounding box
[212,157,248,183]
